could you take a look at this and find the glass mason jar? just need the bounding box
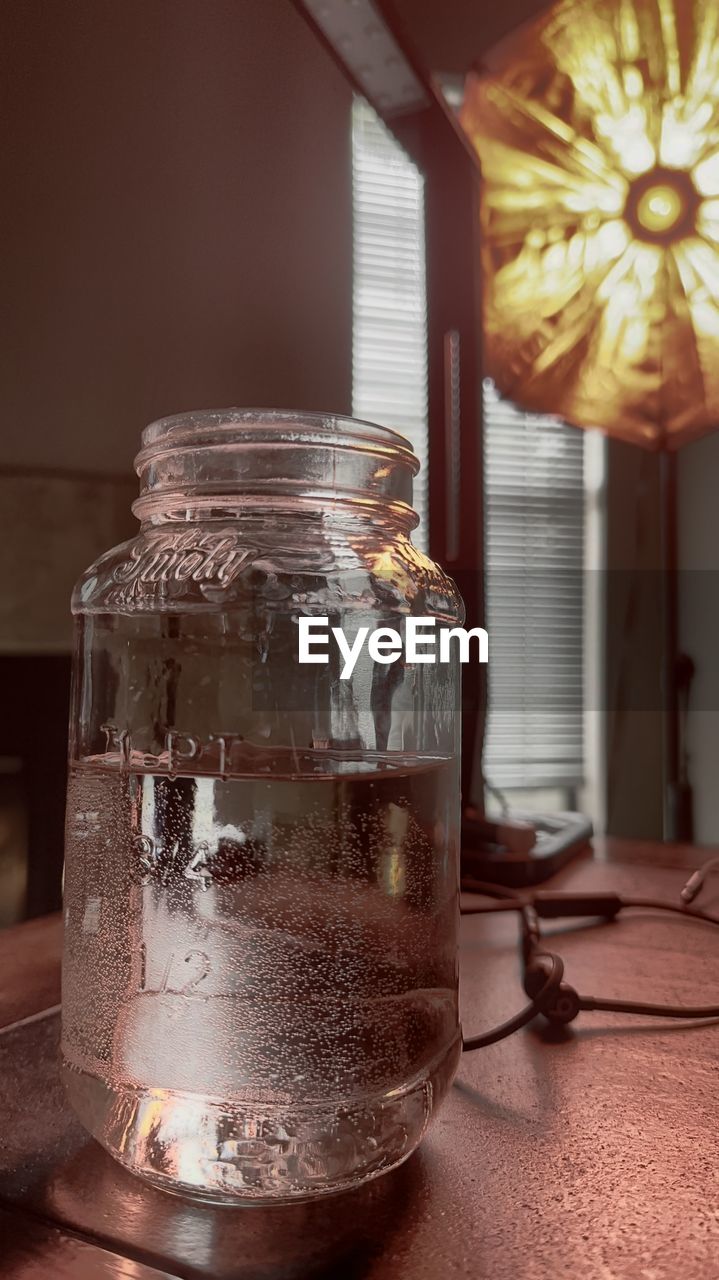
[62,410,464,1204]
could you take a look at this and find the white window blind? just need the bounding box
[483,380,585,792]
[351,98,428,546]
[351,98,586,795]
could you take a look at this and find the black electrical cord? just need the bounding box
[459,882,719,1050]
[579,995,719,1018]
[461,953,564,1051]
[620,896,719,927]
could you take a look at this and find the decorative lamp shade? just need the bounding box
[460,0,719,449]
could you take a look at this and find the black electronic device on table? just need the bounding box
[462,809,594,888]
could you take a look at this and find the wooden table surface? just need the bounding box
[1,838,718,1279]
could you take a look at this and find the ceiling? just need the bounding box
[388,0,552,72]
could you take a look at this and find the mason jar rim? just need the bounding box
[136,408,420,473]
[132,407,421,528]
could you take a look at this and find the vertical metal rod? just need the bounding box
[444,329,461,563]
[660,449,679,840]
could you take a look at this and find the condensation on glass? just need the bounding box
[61,410,464,1204]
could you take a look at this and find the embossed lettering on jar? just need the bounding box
[61,410,464,1204]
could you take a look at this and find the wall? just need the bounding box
[0,472,136,651]
[1,0,352,475]
[678,432,719,844]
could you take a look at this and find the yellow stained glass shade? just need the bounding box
[460,0,719,449]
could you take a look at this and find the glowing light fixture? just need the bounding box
[636,184,684,235]
[460,0,719,449]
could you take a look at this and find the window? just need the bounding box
[351,98,592,811]
[482,381,585,806]
[351,98,428,547]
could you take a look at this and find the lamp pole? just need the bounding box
[661,450,694,841]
